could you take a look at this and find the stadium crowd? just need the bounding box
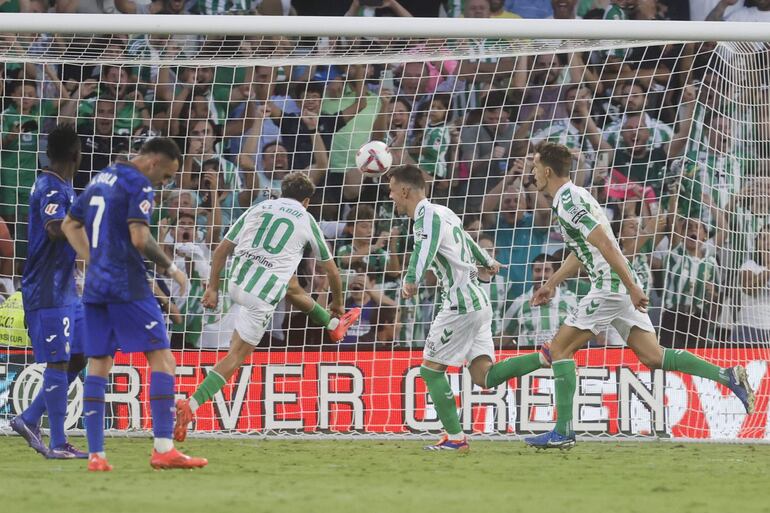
[0,0,769,350]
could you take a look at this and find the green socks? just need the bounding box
[662,349,729,386]
[420,366,462,436]
[307,303,338,330]
[190,370,227,412]
[553,360,576,436]
[485,353,543,388]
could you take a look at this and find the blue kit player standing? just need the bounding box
[11,125,88,459]
[62,138,207,471]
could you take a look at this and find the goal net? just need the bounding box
[0,16,768,441]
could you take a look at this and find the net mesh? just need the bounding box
[0,27,768,441]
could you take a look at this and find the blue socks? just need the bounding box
[42,368,69,449]
[20,369,80,427]
[149,372,175,442]
[83,375,108,454]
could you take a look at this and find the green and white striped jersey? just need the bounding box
[225,197,332,305]
[504,287,577,347]
[479,274,507,337]
[197,0,257,14]
[661,243,719,311]
[553,182,641,294]
[418,123,451,179]
[631,253,653,296]
[605,114,673,150]
[531,118,594,155]
[406,199,494,314]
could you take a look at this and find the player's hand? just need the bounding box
[169,267,188,297]
[630,285,649,313]
[401,282,417,299]
[484,260,506,276]
[530,283,555,306]
[202,287,219,309]
[329,300,345,317]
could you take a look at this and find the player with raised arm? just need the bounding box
[390,165,551,452]
[62,138,207,471]
[173,172,359,441]
[523,142,755,449]
[11,125,87,459]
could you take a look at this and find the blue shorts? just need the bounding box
[26,302,84,363]
[83,297,170,357]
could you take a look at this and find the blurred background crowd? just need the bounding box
[0,0,768,351]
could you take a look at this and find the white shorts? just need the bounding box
[423,306,494,367]
[229,283,276,346]
[565,289,654,341]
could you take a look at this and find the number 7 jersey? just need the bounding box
[69,162,155,304]
[405,199,494,314]
[224,197,332,305]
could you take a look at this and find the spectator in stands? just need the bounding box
[0,216,13,298]
[463,215,483,242]
[77,98,129,190]
[482,169,552,299]
[604,80,673,150]
[477,234,507,345]
[345,0,413,17]
[692,111,741,211]
[417,93,456,197]
[550,0,578,19]
[618,213,668,296]
[655,216,720,348]
[181,118,242,226]
[503,254,577,347]
[734,226,770,343]
[335,204,401,286]
[489,0,521,17]
[340,269,396,349]
[707,0,770,22]
[158,211,211,348]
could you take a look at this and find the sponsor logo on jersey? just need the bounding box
[415,229,428,240]
[139,199,151,214]
[142,186,153,193]
[44,203,59,215]
[144,321,158,330]
[46,190,58,197]
[239,250,274,268]
[571,209,588,225]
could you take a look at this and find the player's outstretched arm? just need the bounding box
[62,214,90,264]
[403,207,441,298]
[201,238,236,309]
[129,222,188,296]
[586,227,649,311]
[316,258,345,317]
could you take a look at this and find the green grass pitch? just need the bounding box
[2,437,769,513]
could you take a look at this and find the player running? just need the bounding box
[389,165,551,453]
[62,138,207,471]
[173,172,359,441]
[11,125,87,459]
[523,142,755,450]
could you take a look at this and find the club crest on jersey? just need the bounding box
[139,199,151,214]
[415,229,428,240]
[44,203,59,215]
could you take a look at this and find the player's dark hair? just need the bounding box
[140,137,182,167]
[536,141,572,178]
[532,253,550,264]
[281,172,315,202]
[293,81,325,99]
[430,93,452,110]
[389,164,425,191]
[46,124,81,163]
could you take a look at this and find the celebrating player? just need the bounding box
[173,172,359,441]
[62,138,207,471]
[390,165,551,452]
[11,125,87,459]
[523,142,755,449]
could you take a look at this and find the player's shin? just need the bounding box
[149,372,176,453]
[22,361,83,426]
[484,353,543,388]
[306,302,339,330]
[83,375,108,456]
[43,367,70,448]
[662,348,729,385]
[420,366,463,439]
[189,370,226,413]
[552,359,577,436]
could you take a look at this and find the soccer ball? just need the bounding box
[355,140,392,177]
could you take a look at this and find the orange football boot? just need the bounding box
[150,448,208,470]
[328,307,362,343]
[87,454,113,472]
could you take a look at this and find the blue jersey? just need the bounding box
[69,162,155,304]
[21,171,78,311]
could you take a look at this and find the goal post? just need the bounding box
[0,15,768,441]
